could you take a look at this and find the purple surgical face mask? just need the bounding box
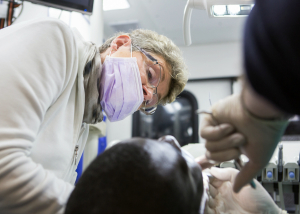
[99,45,144,122]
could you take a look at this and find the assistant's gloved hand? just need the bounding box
[200,93,289,192]
[197,122,246,166]
[204,167,287,214]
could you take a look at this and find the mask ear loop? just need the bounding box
[109,47,112,56]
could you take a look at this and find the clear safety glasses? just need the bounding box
[132,44,162,115]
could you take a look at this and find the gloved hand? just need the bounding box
[200,93,289,192]
[204,167,286,214]
[196,122,246,169]
[195,155,216,170]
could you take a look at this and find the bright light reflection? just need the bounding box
[49,8,61,18]
[103,0,130,11]
[173,102,181,111]
[228,5,241,15]
[213,5,227,16]
[241,5,251,10]
[164,104,175,114]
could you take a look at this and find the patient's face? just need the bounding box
[125,137,204,212]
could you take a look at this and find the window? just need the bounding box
[132,90,199,146]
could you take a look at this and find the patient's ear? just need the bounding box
[110,35,131,55]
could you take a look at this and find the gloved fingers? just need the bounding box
[201,113,218,126]
[207,195,217,209]
[209,167,239,183]
[200,115,235,141]
[205,148,241,162]
[204,167,236,189]
[205,133,246,152]
[195,156,216,170]
[204,203,216,214]
[208,167,238,189]
[210,179,225,189]
[233,161,262,193]
[205,185,218,214]
[209,184,218,198]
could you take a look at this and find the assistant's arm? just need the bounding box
[200,0,300,192]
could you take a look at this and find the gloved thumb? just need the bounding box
[210,167,239,183]
[233,161,262,193]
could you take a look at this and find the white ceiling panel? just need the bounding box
[103,0,248,46]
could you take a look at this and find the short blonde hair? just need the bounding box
[99,29,188,105]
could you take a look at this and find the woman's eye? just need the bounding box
[147,69,153,80]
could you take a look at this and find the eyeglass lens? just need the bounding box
[144,62,161,108]
[145,93,158,108]
[146,63,161,88]
[133,44,161,112]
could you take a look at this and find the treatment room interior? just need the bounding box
[10,0,245,147]
[2,0,299,213]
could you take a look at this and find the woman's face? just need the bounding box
[101,44,171,109]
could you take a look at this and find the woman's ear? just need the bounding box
[110,35,131,54]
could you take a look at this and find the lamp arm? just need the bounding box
[183,0,193,46]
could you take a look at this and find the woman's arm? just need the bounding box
[0,18,77,213]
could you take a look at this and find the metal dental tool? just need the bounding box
[277,143,285,210]
[197,93,256,189]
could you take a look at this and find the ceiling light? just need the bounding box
[183,0,254,45]
[241,5,251,10]
[103,0,130,11]
[213,5,227,16]
[227,5,241,15]
[213,4,251,17]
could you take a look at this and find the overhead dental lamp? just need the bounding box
[183,0,254,46]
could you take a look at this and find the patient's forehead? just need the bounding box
[122,138,181,172]
[121,138,201,174]
[115,138,204,213]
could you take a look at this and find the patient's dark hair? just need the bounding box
[65,139,201,214]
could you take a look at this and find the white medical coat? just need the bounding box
[0,18,92,213]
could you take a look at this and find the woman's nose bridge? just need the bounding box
[153,86,157,95]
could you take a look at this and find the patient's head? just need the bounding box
[65,137,203,214]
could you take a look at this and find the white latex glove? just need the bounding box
[196,122,246,169]
[204,167,287,214]
[200,93,289,192]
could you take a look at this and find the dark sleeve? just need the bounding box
[243,0,300,115]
